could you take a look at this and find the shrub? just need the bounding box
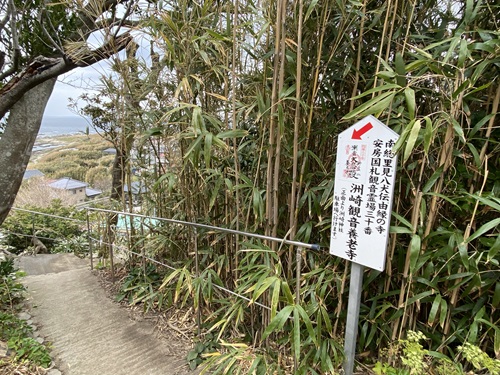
[1,201,85,253]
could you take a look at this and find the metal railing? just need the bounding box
[85,206,322,371]
[1,208,86,252]
[3,206,323,372]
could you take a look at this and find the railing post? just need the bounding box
[31,212,35,248]
[108,212,115,280]
[294,246,303,373]
[87,210,93,270]
[194,227,201,336]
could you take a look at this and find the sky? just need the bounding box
[44,63,108,118]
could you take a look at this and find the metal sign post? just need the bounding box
[329,115,399,375]
[344,262,364,375]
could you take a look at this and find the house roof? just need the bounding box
[85,187,102,197]
[124,181,147,195]
[103,147,117,154]
[49,177,88,190]
[23,169,44,180]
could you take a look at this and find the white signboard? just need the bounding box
[330,115,399,271]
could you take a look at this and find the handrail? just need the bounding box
[11,207,86,223]
[86,207,321,251]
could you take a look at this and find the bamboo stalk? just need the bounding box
[350,0,367,111]
[288,0,304,277]
[231,0,241,279]
[271,0,287,243]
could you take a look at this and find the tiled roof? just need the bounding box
[124,181,147,194]
[23,169,45,180]
[49,177,88,190]
[85,187,102,197]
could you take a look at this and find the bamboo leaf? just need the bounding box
[428,294,442,326]
[466,194,500,212]
[404,290,434,307]
[304,0,319,21]
[403,119,421,163]
[293,307,300,364]
[467,143,481,168]
[458,242,469,271]
[395,52,406,87]
[262,305,294,340]
[281,280,294,305]
[217,129,248,139]
[443,37,460,64]
[183,135,204,162]
[469,113,494,137]
[279,84,296,99]
[393,119,413,155]
[211,136,229,150]
[390,226,413,234]
[192,106,205,131]
[471,60,491,85]
[452,119,466,143]
[209,177,223,211]
[439,298,448,329]
[488,236,500,263]
[204,133,212,167]
[252,276,277,302]
[492,282,500,308]
[424,192,460,208]
[343,91,396,120]
[423,116,433,155]
[409,234,421,273]
[270,279,280,320]
[457,39,468,68]
[296,304,317,346]
[391,212,413,229]
[404,87,416,121]
[422,166,444,193]
[351,84,401,100]
[466,218,500,243]
[277,103,285,135]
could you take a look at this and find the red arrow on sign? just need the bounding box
[351,122,373,140]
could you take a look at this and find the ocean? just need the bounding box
[32,116,96,153]
[39,116,93,138]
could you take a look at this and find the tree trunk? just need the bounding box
[0,78,56,225]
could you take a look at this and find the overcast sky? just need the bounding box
[44,63,106,117]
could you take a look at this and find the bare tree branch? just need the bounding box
[0,32,133,120]
[0,3,10,33]
[0,0,20,81]
[37,5,66,55]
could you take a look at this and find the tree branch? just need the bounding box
[0,32,133,120]
[0,0,20,81]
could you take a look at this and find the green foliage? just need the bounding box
[33,135,114,182]
[51,234,89,258]
[78,0,500,372]
[0,312,52,368]
[116,264,166,311]
[7,335,52,368]
[458,342,500,375]
[13,0,78,60]
[1,201,84,253]
[187,334,220,370]
[400,331,428,375]
[0,260,25,311]
[0,262,51,368]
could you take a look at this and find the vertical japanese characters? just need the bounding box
[330,116,399,271]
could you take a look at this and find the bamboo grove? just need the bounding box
[75,0,500,372]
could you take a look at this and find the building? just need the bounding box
[23,169,45,180]
[123,181,147,204]
[49,177,102,203]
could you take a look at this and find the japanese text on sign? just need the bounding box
[330,116,399,271]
